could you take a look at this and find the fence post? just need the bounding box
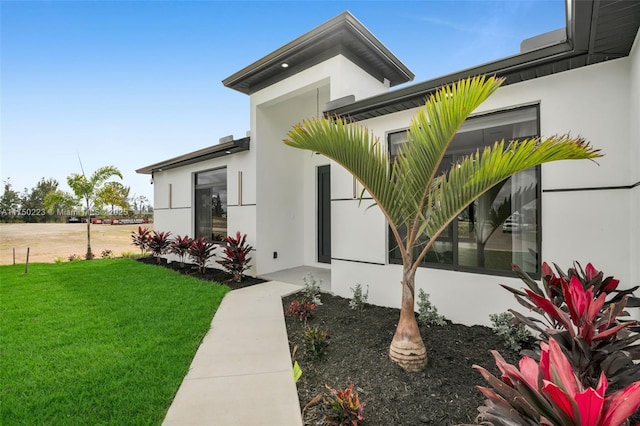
[24,248,30,274]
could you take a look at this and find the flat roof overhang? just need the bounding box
[222,11,414,95]
[136,137,250,175]
[326,0,640,121]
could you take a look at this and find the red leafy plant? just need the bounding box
[323,383,364,426]
[286,298,316,322]
[170,235,193,268]
[188,237,216,274]
[216,232,253,282]
[503,262,640,388]
[130,226,151,255]
[148,231,172,263]
[467,339,640,426]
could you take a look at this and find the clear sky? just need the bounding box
[1,0,565,203]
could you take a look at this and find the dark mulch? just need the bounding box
[136,256,267,290]
[283,291,522,426]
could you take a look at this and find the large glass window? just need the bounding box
[388,106,540,276]
[194,168,227,241]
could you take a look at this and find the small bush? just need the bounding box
[216,232,253,282]
[323,383,364,426]
[101,249,114,259]
[148,231,172,263]
[416,289,446,326]
[170,235,193,267]
[188,237,216,274]
[489,312,532,352]
[68,254,81,262]
[303,273,322,305]
[349,284,368,311]
[286,298,316,322]
[303,326,330,359]
[130,226,151,255]
[53,256,64,263]
[120,251,134,258]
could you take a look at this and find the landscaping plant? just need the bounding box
[323,383,365,426]
[148,231,172,263]
[489,312,533,352]
[130,226,151,255]
[188,237,216,274]
[468,339,640,425]
[216,231,253,282]
[303,326,330,359]
[170,235,193,268]
[349,284,368,311]
[503,262,640,388]
[286,298,316,322]
[303,273,323,305]
[285,75,601,371]
[417,289,447,326]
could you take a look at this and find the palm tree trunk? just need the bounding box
[86,219,92,260]
[389,265,427,372]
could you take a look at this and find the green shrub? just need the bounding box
[349,284,368,311]
[303,273,322,305]
[489,312,532,352]
[303,326,329,359]
[101,249,114,259]
[416,289,446,326]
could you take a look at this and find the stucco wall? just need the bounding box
[629,30,640,288]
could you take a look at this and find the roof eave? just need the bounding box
[136,137,250,175]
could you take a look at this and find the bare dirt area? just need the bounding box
[0,223,152,265]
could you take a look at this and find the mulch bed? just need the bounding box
[283,291,522,426]
[284,291,640,426]
[136,256,267,290]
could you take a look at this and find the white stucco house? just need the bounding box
[137,0,640,326]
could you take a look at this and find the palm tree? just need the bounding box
[45,166,123,259]
[284,75,600,372]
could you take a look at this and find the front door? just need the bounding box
[317,165,331,264]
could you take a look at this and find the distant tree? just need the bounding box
[0,179,22,223]
[20,178,61,223]
[99,182,130,215]
[45,166,123,259]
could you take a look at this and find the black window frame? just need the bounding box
[193,167,228,242]
[387,104,542,279]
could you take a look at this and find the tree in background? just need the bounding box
[45,166,122,259]
[0,179,22,223]
[20,178,61,223]
[99,182,130,215]
[285,76,601,372]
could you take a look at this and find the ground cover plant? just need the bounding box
[1,259,229,425]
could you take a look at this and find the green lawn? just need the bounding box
[1,259,230,425]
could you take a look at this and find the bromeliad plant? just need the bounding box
[148,231,172,263]
[188,237,216,274]
[469,339,640,426]
[216,232,253,282]
[170,235,193,268]
[131,226,151,255]
[285,75,601,371]
[503,262,640,388]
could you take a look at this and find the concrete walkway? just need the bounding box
[163,281,303,426]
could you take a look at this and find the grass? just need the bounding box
[1,259,230,425]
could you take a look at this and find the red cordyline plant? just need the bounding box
[130,226,151,255]
[170,235,193,268]
[188,237,216,274]
[467,339,640,426]
[216,232,253,282]
[148,231,172,263]
[503,262,640,388]
[323,383,364,426]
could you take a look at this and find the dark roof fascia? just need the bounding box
[325,41,575,121]
[326,0,633,121]
[136,137,250,175]
[222,11,414,95]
